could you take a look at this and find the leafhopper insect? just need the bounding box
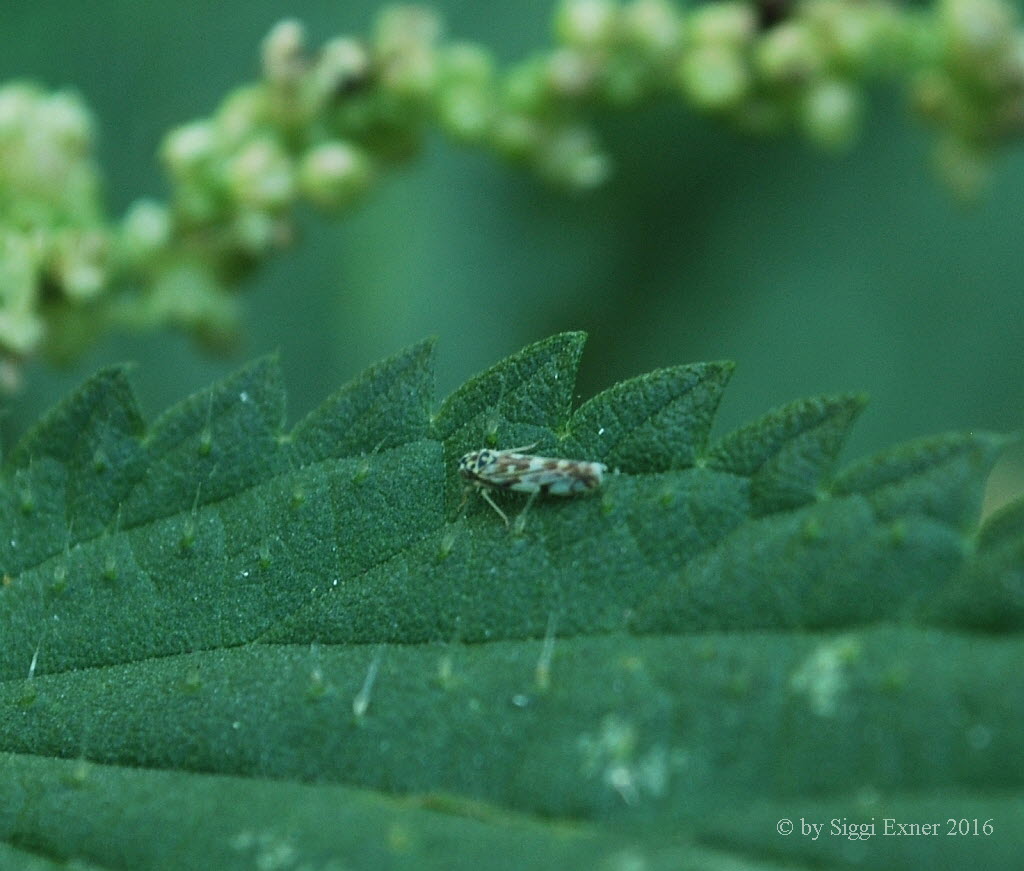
[457,444,606,526]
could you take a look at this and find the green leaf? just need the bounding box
[708,393,867,515]
[290,338,435,462]
[562,360,734,471]
[1,334,1020,870]
[928,493,1024,631]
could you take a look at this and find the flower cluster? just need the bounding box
[912,0,1024,196]
[0,83,105,358]
[2,0,1024,372]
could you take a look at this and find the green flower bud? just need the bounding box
[436,44,496,140]
[547,48,600,98]
[216,86,270,149]
[806,0,890,71]
[756,22,826,84]
[622,0,683,56]
[161,121,217,177]
[313,37,372,102]
[226,138,295,210]
[941,0,1016,62]
[0,82,38,142]
[0,309,43,357]
[119,199,172,262]
[554,0,619,49]
[504,58,552,114]
[39,90,94,154]
[232,209,283,254]
[0,82,102,225]
[298,141,373,209]
[0,232,44,355]
[437,86,494,142]
[53,229,107,300]
[537,124,611,189]
[800,78,861,148]
[375,6,442,97]
[375,6,442,55]
[173,182,223,225]
[678,46,750,110]
[688,2,756,49]
[379,49,438,99]
[440,43,495,88]
[262,19,307,86]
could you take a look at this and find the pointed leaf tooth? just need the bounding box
[564,360,734,471]
[976,495,1024,551]
[832,431,1009,529]
[432,332,586,515]
[927,495,1024,631]
[0,454,69,574]
[120,356,287,527]
[290,338,435,463]
[709,394,866,514]
[4,366,145,554]
[432,332,586,443]
[6,367,143,471]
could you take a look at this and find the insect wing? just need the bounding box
[478,453,540,491]
[459,448,606,497]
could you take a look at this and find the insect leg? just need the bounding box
[512,489,540,536]
[479,488,510,526]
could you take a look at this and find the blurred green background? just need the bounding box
[2,0,1022,509]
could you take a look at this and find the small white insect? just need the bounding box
[458,444,606,526]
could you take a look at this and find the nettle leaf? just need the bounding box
[1,334,1021,870]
